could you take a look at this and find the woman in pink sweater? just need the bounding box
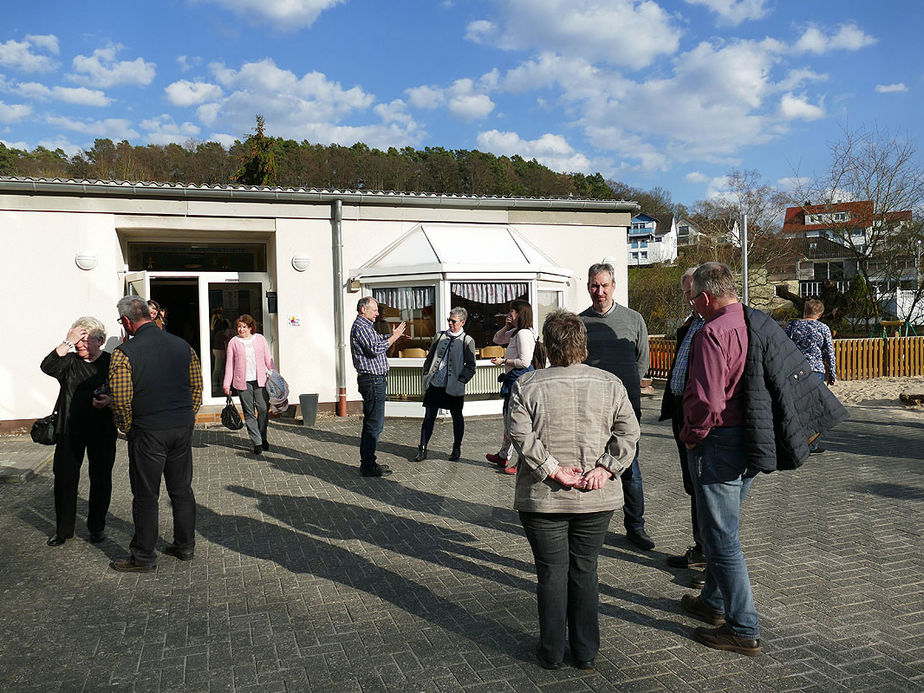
[223,314,275,455]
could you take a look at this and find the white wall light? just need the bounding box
[291,253,311,272]
[75,250,98,271]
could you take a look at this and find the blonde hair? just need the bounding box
[71,316,106,341]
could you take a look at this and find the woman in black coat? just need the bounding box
[40,317,117,546]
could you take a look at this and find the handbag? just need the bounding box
[221,395,244,430]
[265,370,290,414]
[31,411,58,445]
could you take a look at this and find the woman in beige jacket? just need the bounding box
[508,309,640,671]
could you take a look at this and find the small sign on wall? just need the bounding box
[287,315,301,327]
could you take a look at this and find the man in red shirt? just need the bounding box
[678,262,761,657]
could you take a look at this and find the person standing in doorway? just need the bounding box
[109,296,202,572]
[580,262,653,551]
[350,297,405,477]
[223,314,275,455]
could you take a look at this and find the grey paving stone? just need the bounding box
[0,398,922,692]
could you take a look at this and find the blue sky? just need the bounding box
[1,0,921,205]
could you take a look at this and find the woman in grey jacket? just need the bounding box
[508,309,640,671]
[414,307,477,461]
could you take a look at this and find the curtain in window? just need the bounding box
[450,283,528,303]
[372,286,435,310]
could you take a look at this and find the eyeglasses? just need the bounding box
[447,318,460,325]
[688,292,705,307]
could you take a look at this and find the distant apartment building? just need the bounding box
[782,201,915,297]
[628,213,678,265]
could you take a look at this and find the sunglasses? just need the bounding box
[447,318,461,324]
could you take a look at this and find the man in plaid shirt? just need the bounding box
[108,296,202,572]
[350,297,405,477]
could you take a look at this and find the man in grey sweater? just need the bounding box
[580,262,653,550]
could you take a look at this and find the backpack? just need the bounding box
[531,339,548,370]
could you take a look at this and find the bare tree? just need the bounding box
[793,126,924,323]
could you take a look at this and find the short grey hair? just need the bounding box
[117,296,151,323]
[587,262,615,285]
[449,306,467,321]
[71,316,106,341]
[680,267,697,286]
[356,296,376,312]
[691,262,737,299]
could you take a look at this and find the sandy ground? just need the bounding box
[830,375,924,414]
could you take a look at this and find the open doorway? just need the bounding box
[149,279,201,354]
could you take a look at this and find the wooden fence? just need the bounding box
[647,335,924,381]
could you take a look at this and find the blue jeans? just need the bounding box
[357,374,387,469]
[519,510,614,664]
[621,444,645,532]
[688,427,760,638]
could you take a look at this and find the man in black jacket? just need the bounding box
[659,268,706,573]
[108,296,203,572]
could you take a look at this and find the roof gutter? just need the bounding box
[0,177,640,213]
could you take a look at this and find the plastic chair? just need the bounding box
[480,345,505,358]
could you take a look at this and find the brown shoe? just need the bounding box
[111,558,155,573]
[692,624,761,656]
[681,594,725,626]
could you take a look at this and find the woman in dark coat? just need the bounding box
[413,307,477,462]
[40,317,117,546]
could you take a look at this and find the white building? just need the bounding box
[0,178,637,431]
[627,213,677,265]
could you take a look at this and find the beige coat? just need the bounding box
[508,364,640,513]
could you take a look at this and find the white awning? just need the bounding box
[350,223,572,281]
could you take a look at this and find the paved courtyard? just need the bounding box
[0,395,922,692]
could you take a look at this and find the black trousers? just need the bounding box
[671,400,701,549]
[520,510,614,664]
[419,404,464,450]
[127,424,196,566]
[52,431,116,537]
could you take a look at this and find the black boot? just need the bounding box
[448,446,461,461]
[414,445,427,461]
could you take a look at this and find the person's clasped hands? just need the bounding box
[548,465,611,491]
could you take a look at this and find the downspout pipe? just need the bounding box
[331,199,348,416]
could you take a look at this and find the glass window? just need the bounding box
[631,241,639,249]
[450,282,528,349]
[372,286,436,354]
[128,243,266,271]
[641,241,648,248]
[536,290,562,334]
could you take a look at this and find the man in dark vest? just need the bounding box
[108,296,203,572]
[580,262,653,551]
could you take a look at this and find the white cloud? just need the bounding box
[0,138,31,150]
[36,136,82,157]
[45,114,139,140]
[779,92,824,120]
[25,34,59,55]
[793,23,876,55]
[477,129,594,173]
[875,82,907,94]
[404,78,495,121]
[0,37,58,72]
[69,46,156,88]
[14,82,112,106]
[777,176,809,191]
[204,59,422,149]
[198,0,345,30]
[775,68,827,91]
[685,171,709,183]
[209,132,237,149]
[197,102,222,126]
[141,115,201,145]
[176,55,202,72]
[467,0,682,70]
[684,0,769,26]
[0,101,31,123]
[165,79,224,106]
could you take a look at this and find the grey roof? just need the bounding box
[0,176,639,213]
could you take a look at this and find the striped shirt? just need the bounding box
[670,315,705,395]
[109,346,203,432]
[350,315,391,376]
